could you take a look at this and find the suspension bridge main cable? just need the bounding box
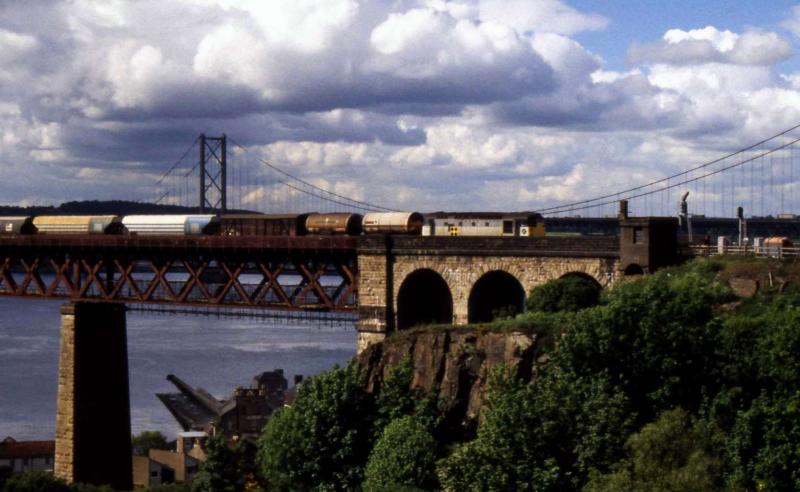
[278,180,383,212]
[154,136,200,187]
[536,122,800,215]
[152,136,201,205]
[228,136,398,212]
[545,135,800,216]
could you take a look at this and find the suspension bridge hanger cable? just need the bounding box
[545,134,800,216]
[536,121,800,215]
[154,136,200,187]
[227,136,398,212]
[278,180,378,212]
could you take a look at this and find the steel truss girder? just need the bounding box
[0,249,358,312]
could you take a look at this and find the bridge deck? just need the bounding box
[0,235,358,311]
[0,234,620,311]
[0,234,357,251]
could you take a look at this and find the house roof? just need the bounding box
[0,439,55,459]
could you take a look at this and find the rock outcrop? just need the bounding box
[357,328,539,429]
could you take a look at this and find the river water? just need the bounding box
[0,298,356,440]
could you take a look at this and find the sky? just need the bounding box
[3,0,800,212]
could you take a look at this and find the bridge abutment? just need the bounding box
[356,251,393,352]
[55,302,132,490]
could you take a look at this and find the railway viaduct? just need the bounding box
[0,216,678,488]
[355,216,679,352]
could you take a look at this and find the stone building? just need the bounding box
[157,369,294,441]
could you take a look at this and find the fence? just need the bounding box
[689,244,800,258]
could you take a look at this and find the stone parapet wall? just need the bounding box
[358,235,619,257]
[392,255,619,325]
[357,244,620,349]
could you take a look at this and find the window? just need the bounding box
[502,220,514,234]
[485,222,490,226]
[633,227,643,244]
[151,471,159,478]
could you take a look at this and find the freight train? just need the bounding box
[0,211,544,237]
[0,212,424,236]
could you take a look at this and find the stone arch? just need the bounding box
[623,263,644,276]
[559,271,603,289]
[468,270,526,323]
[396,268,454,330]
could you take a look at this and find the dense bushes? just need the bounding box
[251,258,800,490]
[584,409,725,492]
[11,259,800,490]
[0,472,180,492]
[526,274,602,313]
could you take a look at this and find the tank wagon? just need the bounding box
[362,212,424,234]
[762,236,794,256]
[305,213,363,235]
[421,212,545,237]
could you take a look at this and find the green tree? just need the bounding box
[526,275,602,313]
[363,416,438,491]
[724,391,800,491]
[437,368,632,492]
[191,432,243,492]
[584,408,725,492]
[257,362,375,491]
[555,271,732,418]
[132,430,170,456]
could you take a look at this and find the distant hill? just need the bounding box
[0,200,254,216]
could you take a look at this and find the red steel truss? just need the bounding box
[0,235,358,312]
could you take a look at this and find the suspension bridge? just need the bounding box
[151,124,800,221]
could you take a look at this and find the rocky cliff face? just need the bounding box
[356,329,539,429]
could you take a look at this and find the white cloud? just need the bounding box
[477,0,608,35]
[781,5,800,38]
[0,29,38,63]
[2,1,800,215]
[629,27,792,66]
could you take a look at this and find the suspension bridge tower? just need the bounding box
[199,134,227,213]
